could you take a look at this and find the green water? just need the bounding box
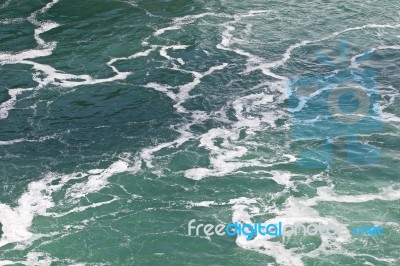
[0,0,399,265]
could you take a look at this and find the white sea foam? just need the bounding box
[0,18,24,25]
[66,161,129,199]
[143,83,176,100]
[26,0,60,49]
[0,252,87,266]
[309,185,400,205]
[215,10,286,80]
[184,126,256,180]
[0,138,26,145]
[139,61,229,174]
[0,88,34,119]
[0,134,60,146]
[228,196,305,266]
[267,171,295,188]
[0,0,12,9]
[351,44,400,67]
[189,201,216,207]
[153,12,229,37]
[0,0,133,90]
[0,173,62,247]
[159,45,188,67]
[226,188,353,265]
[377,85,400,124]
[184,82,291,180]
[154,25,181,37]
[140,124,195,171]
[246,23,400,77]
[0,160,137,248]
[223,176,400,264]
[47,197,119,218]
[23,252,54,266]
[174,63,228,112]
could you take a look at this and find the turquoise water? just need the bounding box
[0,0,399,265]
